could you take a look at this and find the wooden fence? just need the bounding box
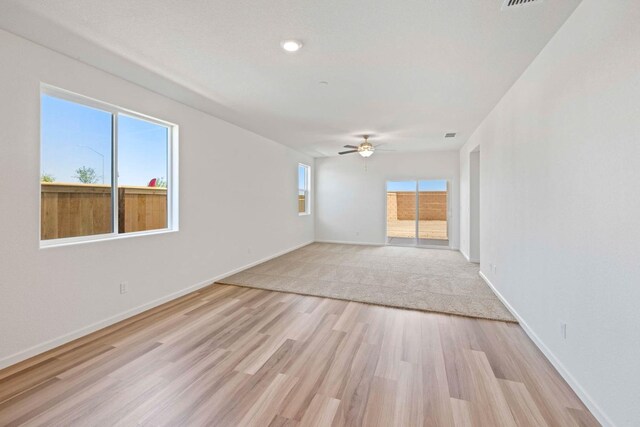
[41,182,167,240]
[386,191,447,221]
[298,195,306,213]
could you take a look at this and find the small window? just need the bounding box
[298,164,310,215]
[40,86,178,246]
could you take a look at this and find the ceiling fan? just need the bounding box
[338,135,391,157]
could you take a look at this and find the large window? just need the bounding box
[40,86,178,246]
[298,164,310,215]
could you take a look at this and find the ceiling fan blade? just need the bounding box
[338,150,358,155]
[376,148,396,152]
[343,145,359,149]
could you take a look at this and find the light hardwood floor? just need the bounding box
[0,284,599,426]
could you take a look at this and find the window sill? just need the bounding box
[298,212,311,216]
[39,228,179,249]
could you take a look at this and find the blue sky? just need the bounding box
[298,164,307,191]
[387,180,447,192]
[41,95,167,186]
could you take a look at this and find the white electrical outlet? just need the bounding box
[560,322,567,340]
[120,282,128,294]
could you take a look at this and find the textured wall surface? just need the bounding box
[459,1,640,424]
[316,151,459,246]
[0,29,314,368]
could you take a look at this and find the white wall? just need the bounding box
[0,29,314,368]
[316,151,459,247]
[459,1,640,425]
[459,147,472,258]
[469,150,480,262]
[460,147,480,261]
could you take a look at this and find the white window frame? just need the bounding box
[298,163,311,216]
[39,84,179,248]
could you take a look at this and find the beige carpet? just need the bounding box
[218,243,516,322]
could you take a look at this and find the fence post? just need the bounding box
[118,187,126,233]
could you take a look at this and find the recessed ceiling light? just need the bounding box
[281,40,302,52]
[319,81,329,85]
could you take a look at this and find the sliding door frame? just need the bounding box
[385,178,451,249]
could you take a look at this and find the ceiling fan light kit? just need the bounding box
[358,140,374,157]
[339,135,376,158]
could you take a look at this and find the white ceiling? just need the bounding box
[0,0,581,157]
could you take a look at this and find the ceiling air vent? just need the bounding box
[445,133,457,138]
[501,0,543,10]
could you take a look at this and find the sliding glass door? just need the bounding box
[386,181,417,246]
[417,180,448,246]
[386,179,449,247]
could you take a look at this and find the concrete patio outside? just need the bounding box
[386,219,448,240]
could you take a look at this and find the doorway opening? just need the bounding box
[386,180,449,247]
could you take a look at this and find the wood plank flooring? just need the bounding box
[0,284,599,426]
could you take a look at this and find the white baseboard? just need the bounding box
[478,271,614,427]
[314,239,382,246]
[316,239,453,251]
[416,244,454,251]
[218,240,313,280]
[0,240,313,371]
[460,250,479,263]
